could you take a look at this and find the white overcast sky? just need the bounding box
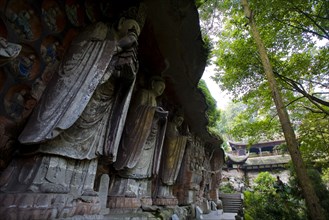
[201,63,231,110]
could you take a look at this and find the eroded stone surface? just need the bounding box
[0,1,224,219]
[0,193,101,219]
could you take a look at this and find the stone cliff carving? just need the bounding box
[0,1,225,219]
[154,113,187,206]
[0,17,140,218]
[3,84,36,124]
[0,37,22,66]
[0,116,16,169]
[174,136,205,205]
[6,2,42,41]
[8,44,40,80]
[209,148,224,204]
[41,0,66,33]
[108,76,168,209]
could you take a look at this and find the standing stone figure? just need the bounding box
[209,147,224,205]
[0,18,140,196]
[174,137,205,205]
[154,113,187,205]
[109,76,168,208]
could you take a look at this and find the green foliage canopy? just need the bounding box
[198,0,329,155]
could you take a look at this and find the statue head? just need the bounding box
[117,17,140,38]
[173,115,184,127]
[150,76,165,97]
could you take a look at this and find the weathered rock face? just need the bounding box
[209,146,225,203]
[0,0,224,219]
[174,136,206,205]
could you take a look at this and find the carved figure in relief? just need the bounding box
[4,85,36,124]
[0,18,140,196]
[17,54,36,78]
[65,1,85,27]
[8,44,40,80]
[40,41,60,64]
[0,37,22,66]
[35,37,64,102]
[41,0,66,33]
[156,113,187,199]
[208,148,224,204]
[7,9,34,40]
[110,76,168,199]
[30,69,55,102]
[174,137,205,205]
[0,117,16,170]
[42,5,61,32]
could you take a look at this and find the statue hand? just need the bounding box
[155,107,168,118]
[117,32,138,51]
[115,62,136,81]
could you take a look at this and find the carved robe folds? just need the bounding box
[154,116,187,206]
[108,78,168,209]
[1,21,139,197]
[160,133,186,185]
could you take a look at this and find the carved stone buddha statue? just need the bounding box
[1,18,140,197]
[108,76,168,208]
[154,113,187,205]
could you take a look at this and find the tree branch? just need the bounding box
[285,96,305,108]
[275,72,329,107]
[312,92,329,95]
[301,104,328,115]
[275,72,329,116]
[299,77,329,89]
[273,17,329,40]
[291,3,329,39]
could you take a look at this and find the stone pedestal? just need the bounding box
[107,196,141,210]
[0,193,101,219]
[107,196,152,212]
[152,197,178,206]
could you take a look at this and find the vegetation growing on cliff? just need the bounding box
[198,79,221,136]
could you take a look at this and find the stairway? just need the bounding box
[219,193,243,213]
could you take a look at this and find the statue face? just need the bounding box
[152,80,165,97]
[118,18,140,37]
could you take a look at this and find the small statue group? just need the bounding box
[7,9,35,40]
[42,5,62,32]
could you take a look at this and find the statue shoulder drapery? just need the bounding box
[19,23,116,144]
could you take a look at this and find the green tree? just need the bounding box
[298,112,329,169]
[253,172,276,192]
[217,102,245,139]
[198,0,328,218]
[205,0,329,117]
[289,167,329,219]
[240,1,325,218]
[244,172,307,220]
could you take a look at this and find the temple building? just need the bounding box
[0,0,225,219]
[226,140,291,171]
